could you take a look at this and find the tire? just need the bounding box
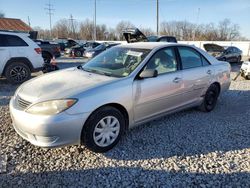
[42,52,52,64]
[199,84,220,112]
[246,75,250,80]
[237,56,241,63]
[75,50,82,57]
[81,106,125,153]
[4,62,31,84]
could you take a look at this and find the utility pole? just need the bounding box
[69,14,76,39]
[93,0,97,41]
[45,0,55,39]
[156,0,159,35]
[193,8,200,41]
[27,16,31,27]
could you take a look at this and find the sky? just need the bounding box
[0,0,250,38]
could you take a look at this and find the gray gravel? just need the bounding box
[0,63,250,187]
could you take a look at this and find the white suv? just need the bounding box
[0,31,44,84]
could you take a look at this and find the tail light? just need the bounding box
[34,48,42,54]
[55,47,61,52]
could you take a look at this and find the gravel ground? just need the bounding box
[0,63,250,187]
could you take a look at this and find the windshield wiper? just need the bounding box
[82,67,113,77]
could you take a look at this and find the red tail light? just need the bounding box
[34,48,42,54]
[56,47,61,52]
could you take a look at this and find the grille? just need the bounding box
[17,96,32,110]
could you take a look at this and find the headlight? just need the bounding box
[26,99,77,115]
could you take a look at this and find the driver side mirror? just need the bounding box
[139,69,158,78]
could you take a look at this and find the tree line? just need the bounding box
[24,18,250,41]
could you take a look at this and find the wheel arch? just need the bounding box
[80,103,130,144]
[3,57,33,75]
[211,82,221,95]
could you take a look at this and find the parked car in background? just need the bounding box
[240,59,250,80]
[67,41,101,57]
[57,39,79,51]
[10,42,231,152]
[123,28,177,43]
[203,44,242,63]
[83,43,120,58]
[34,39,61,63]
[0,31,44,84]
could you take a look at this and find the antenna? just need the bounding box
[45,0,55,39]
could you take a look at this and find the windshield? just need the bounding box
[82,47,151,77]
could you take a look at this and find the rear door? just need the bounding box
[5,34,29,58]
[0,34,10,74]
[177,46,213,105]
[133,47,183,122]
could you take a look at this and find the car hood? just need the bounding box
[17,67,117,103]
[123,28,148,43]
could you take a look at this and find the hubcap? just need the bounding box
[10,66,28,82]
[93,116,120,147]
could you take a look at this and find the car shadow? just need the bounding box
[104,89,250,161]
[0,167,249,187]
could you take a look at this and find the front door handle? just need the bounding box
[207,70,212,75]
[173,77,182,83]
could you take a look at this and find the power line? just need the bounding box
[45,0,55,38]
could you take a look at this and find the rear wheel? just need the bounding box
[75,50,82,57]
[199,84,220,112]
[42,52,52,64]
[81,106,125,153]
[5,62,31,84]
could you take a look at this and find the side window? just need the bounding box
[0,34,7,47]
[159,38,168,42]
[145,48,177,75]
[201,56,210,66]
[6,35,28,47]
[178,47,203,69]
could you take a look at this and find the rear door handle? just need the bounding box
[207,70,212,75]
[173,77,182,83]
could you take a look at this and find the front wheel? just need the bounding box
[81,106,125,153]
[199,84,219,112]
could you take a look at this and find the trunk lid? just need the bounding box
[123,28,148,43]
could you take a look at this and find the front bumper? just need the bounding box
[9,98,90,148]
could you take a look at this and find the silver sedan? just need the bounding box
[10,42,231,152]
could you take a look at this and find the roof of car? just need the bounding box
[120,42,179,49]
[0,30,30,36]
